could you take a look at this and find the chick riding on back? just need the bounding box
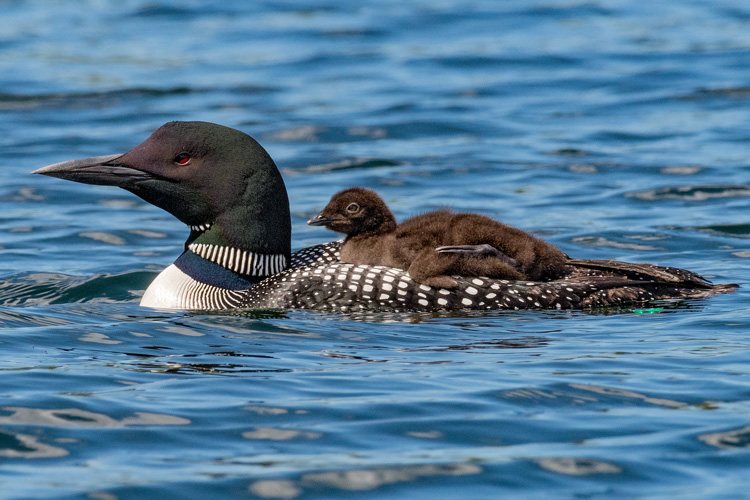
[308,187,567,288]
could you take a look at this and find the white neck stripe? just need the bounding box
[190,223,213,233]
[188,243,287,276]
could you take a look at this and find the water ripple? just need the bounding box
[627,185,750,201]
[0,271,153,307]
[3,1,750,499]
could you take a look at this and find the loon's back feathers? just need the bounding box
[244,241,733,312]
[34,121,737,312]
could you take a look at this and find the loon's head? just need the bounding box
[307,187,397,237]
[34,121,291,267]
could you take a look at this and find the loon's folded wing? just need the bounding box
[565,259,714,288]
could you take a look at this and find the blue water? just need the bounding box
[2,1,750,498]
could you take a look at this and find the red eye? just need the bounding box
[174,153,191,165]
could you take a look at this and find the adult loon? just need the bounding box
[307,187,566,287]
[33,121,736,312]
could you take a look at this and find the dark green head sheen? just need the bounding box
[34,121,291,257]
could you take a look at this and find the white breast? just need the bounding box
[140,264,244,310]
[140,264,197,309]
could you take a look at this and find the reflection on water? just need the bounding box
[242,427,321,441]
[0,431,68,458]
[0,407,190,427]
[79,231,127,246]
[497,383,686,409]
[571,236,661,251]
[0,407,190,461]
[699,426,750,449]
[79,331,121,344]
[536,457,621,475]
[568,384,686,409]
[249,463,482,498]
[694,223,750,239]
[132,360,294,375]
[627,185,750,202]
[245,406,298,416]
[397,335,551,352]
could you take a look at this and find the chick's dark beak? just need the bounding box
[307,213,333,226]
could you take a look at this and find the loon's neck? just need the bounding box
[140,223,290,310]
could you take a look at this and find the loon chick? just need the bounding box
[33,121,737,312]
[307,188,566,288]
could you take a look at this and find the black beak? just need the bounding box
[307,213,332,226]
[32,154,156,188]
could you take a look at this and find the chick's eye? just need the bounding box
[174,153,191,165]
[346,203,359,213]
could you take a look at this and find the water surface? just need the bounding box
[2,1,750,498]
